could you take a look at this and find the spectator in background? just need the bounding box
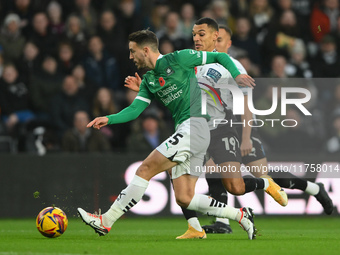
[29,12,58,56]
[50,75,89,138]
[232,16,261,66]
[57,42,77,75]
[117,0,143,36]
[0,53,4,78]
[262,9,304,72]
[179,3,196,42]
[210,0,235,28]
[92,87,129,150]
[255,83,286,150]
[0,13,26,63]
[82,36,120,91]
[149,1,170,32]
[0,64,35,134]
[29,56,64,122]
[15,41,41,86]
[311,34,340,77]
[278,108,318,152]
[248,0,274,43]
[97,10,126,58]
[274,0,292,16]
[159,39,175,55]
[324,82,340,131]
[269,55,292,78]
[156,12,188,50]
[325,113,340,153]
[11,0,35,36]
[47,1,65,35]
[74,0,97,36]
[311,0,339,42]
[285,40,313,78]
[237,55,261,77]
[71,64,96,104]
[62,110,111,152]
[229,0,250,18]
[64,15,88,60]
[97,10,133,86]
[127,108,171,153]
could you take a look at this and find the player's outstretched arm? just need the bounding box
[235,74,256,89]
[124,72,141,92]
[87,117,109,130]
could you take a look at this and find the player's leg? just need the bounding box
[172,174,207,239]
[78,149,177,235]
[172,168,256,240]
[269,171,334,215]
[245,139,333,215]
[77,119,194,236]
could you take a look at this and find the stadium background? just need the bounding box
[0,0,339,217]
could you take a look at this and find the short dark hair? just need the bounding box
[218,25,232,37]
[128,29,159,52]
[195,17,219,31]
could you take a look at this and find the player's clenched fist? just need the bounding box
[87,116,109,129]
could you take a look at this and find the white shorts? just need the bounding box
[157,117,210,179]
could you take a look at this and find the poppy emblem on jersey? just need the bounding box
[159,77,165,86]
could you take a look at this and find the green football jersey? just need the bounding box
[136,49,241,128]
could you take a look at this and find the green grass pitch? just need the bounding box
[1,216,340,255]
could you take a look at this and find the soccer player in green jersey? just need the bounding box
[77,30,257,239]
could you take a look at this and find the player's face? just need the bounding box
[192,24,218,51]
[129,41,147,69]
[215,28,231,53]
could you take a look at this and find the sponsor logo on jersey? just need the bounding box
[206,68,222,83]
[165,66,175,76]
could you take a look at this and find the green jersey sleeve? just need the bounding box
[106,80,151,124]
[106,99,149,124]
[174,49,241,78]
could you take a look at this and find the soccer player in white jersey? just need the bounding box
[176,18,287,239]
[208,25,334,232]
[179,21,333,238]
[77,29,258,240]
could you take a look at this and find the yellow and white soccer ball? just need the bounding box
[36,207,68,238]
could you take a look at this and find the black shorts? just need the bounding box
[207,124,242,165]
[237,127,266,164]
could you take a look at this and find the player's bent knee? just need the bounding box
[175,195,192,208]
[226,181,245,195]
[136,164,153,180]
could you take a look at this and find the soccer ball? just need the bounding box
[36,207,68,238]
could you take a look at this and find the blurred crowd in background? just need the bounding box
[0,0,340,155]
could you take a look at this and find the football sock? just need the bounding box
[305,181,320,196]
[206,173,230,225]
[103,175,149,227]
[206,174,228,203]
[187,194,241,221]
[187,217,203,232]
[181,206,198,220]
[270,171,308,191]
[243,175,266,193]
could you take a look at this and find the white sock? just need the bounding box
[305,181,320,195]
[187,194,241,222]
[216,217,230,225]
[262,178,269,190]
[102,175,149,227]
[188,217,202,232]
